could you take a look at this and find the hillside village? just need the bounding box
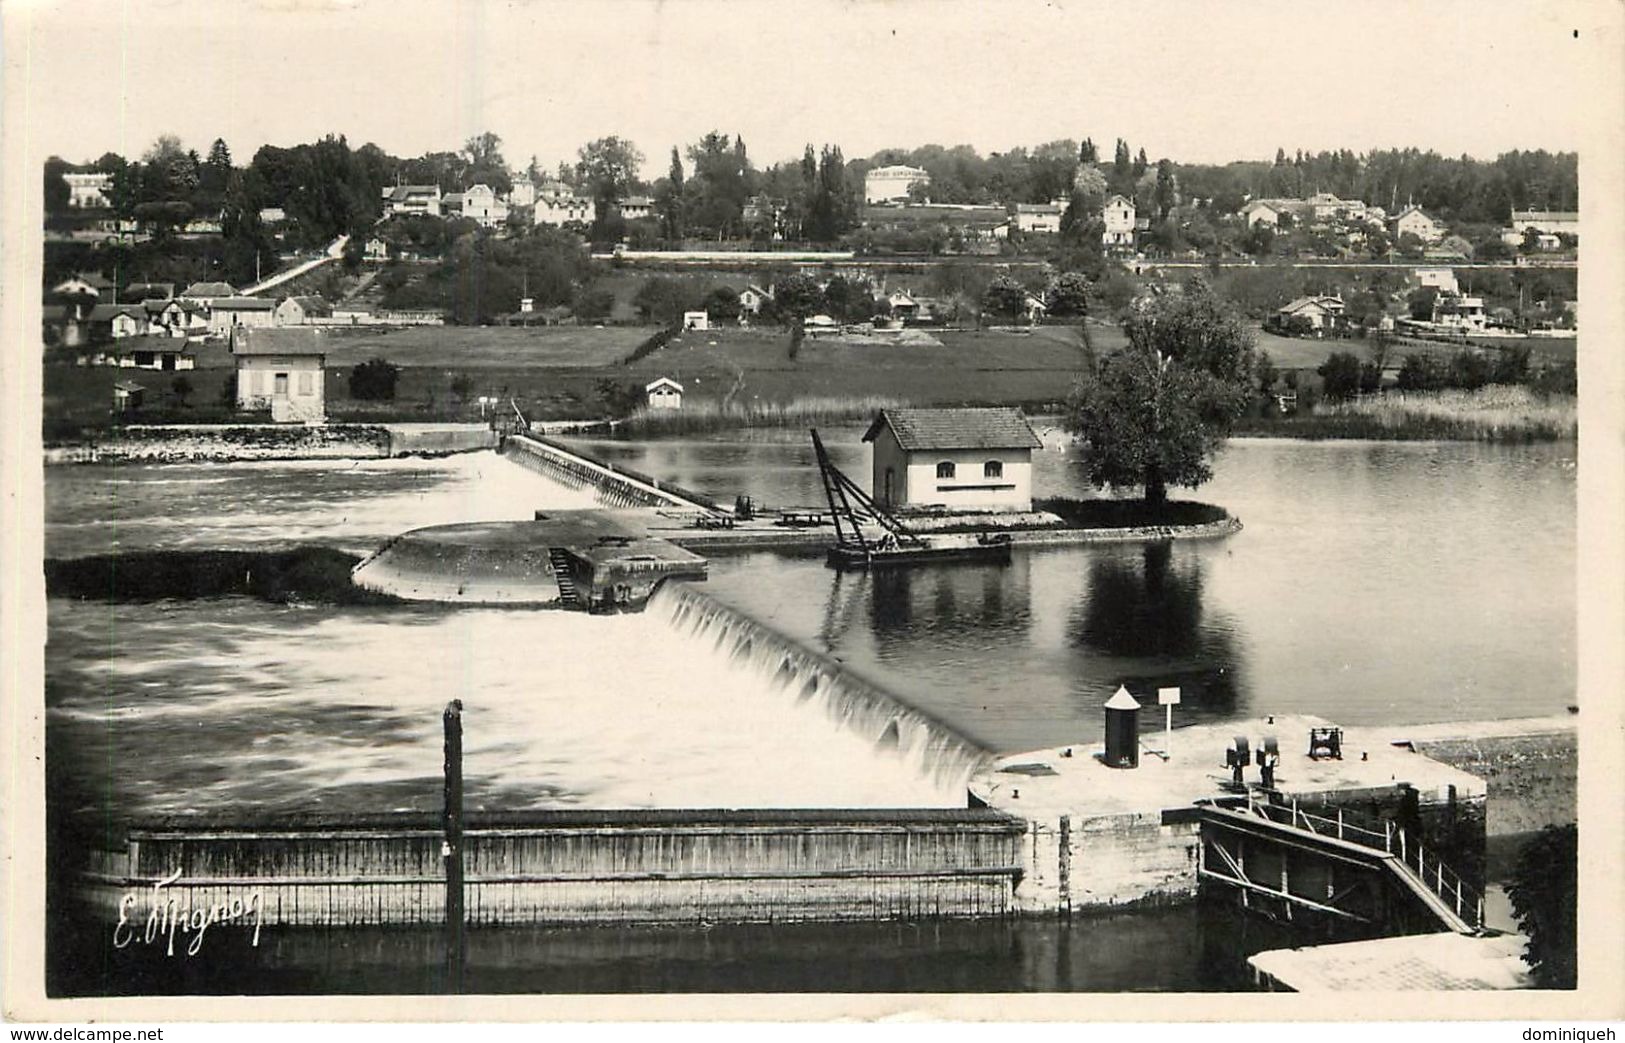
[41,132,1578,432]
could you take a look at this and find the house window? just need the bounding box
[274,373,289,396]
[984,460,1004,479]
[298,371,313,396]
[936,461,956,480]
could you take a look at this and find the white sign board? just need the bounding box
[1158,687,1181,705]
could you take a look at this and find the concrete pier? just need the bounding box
[969,714,1487,916]
[351,511,707,610]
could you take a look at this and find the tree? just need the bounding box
[1154,158,1176,220]
[1046,271,1092,317]
[705,285,742,322]
[658,146,686,239]
[1505,824,1577,989]
[1065,280,1255,504]
[576,136,645,232]
[1317,351,1363,400]
[463,131,511,193]
[1079,138,1098,165]
[981,276,1029,323]
[171,375,194,407]
[349,357,400,401]
[773,272,823,359]
[43,157,71,214]
[449,373,475,403]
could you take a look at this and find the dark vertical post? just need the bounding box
[443,699,466,994]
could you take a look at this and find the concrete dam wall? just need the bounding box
[501,434,718,511]
[76,809,1024,928]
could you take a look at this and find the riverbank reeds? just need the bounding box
[1235,387,1576,442]
[615,395,905,437]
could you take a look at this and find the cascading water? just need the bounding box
[647,583,996,798]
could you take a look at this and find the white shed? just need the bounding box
[682,311,710,331]
[862,407,1044,512]
[645,377,684,410]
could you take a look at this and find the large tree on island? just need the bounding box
[1064,279,1254,505]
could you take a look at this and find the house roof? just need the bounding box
[181,281,238,298]
[1104,194,1135,208]
[1278,295,1344,315]
[113,381,145,392]
[1510,210,1578,223]
[212,296,276,310]
[117,334,191,353]
[862,407,1043,452]
[620,195,653,207]
[645,377,684,393]
[86,303,146,321]
[231,327,328,357]
[1393,205,1435,222]
[281,295,332,314]
[387,185,440,202]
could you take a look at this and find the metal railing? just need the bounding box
[1242,791,1483,929]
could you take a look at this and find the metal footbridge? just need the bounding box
[1197,793,1483,935]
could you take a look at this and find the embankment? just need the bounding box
[45,547,402,605]
[44,423,496,464]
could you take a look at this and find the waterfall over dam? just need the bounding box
[647,583,997,797]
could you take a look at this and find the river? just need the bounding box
[41,432,1574,992]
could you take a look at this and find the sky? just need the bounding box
[4,0,1608,176]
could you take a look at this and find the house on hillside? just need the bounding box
[52,273,114,299]
[1414,267,1461,295]
[1014,200,1066,234]
[179,281,238,304]
[275,295,333,326]
[147,298,210,337]
[462,184,509,229]
[105,304,150,339]
[862,406,1044,512]
[65,172,112,209]
[739,284,773,316]
[534,191,592,226]
[92,334,195,372]
[364,237,390,263]
[887,289,920,321]
[1272,295,1346,335]
[232,327,327,423]
[645,377,683,410]
[1102,195,1137,246]
[1504,207,1578,241]
[864,165,931,204]
[617,196,654,222]
[124,282,174,303]
[382,184,443,218]
[207,296,277,335]
[1392,205,1444,243]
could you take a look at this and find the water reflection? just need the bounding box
[866,556,1033,649]
[1071,540,1244,717]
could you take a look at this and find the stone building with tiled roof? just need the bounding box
[862,407,1043,511]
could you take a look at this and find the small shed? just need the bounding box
[862,406,1044,511]
[682,311,710,331]
[645,377,684,410]
[112,380,145,413]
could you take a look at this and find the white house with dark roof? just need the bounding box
[862,406,1044,511]
[1393,205,1444,243]
[207,296,277,334]
[739,284,773,316]
[232,327,327,423]
[617,195,654,222]
[65,172,113,209]
[382,184,443,218]
[461,183,509,228]
[275,295,333,326]
[1014,200,1066,234]
[1102,194,1137,245]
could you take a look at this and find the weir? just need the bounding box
[502,433,719,512]
[647,583,998,795]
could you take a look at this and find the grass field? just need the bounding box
[43,317,1579,434]
[319,325,653,368]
